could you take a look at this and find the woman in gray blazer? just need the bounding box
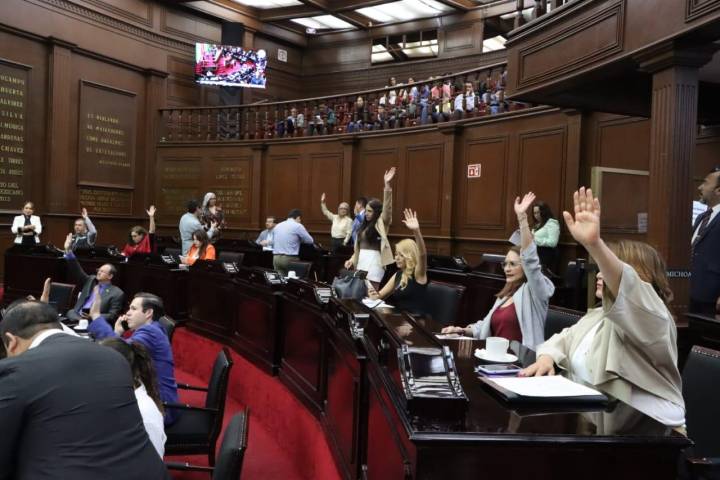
[442,192,555,348]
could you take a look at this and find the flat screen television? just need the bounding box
[194,43,267,88]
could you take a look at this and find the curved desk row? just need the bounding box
[2,248,690,480]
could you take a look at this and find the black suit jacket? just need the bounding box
[65,255,124,323]
[691,210,720,302]
[0,333,169,479]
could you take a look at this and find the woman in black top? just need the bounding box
[368,209,427,314]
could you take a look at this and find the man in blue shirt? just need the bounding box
[89,290,179,425]
[272,209,314,277]
[350,196,367,245]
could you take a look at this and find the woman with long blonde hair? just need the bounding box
[367,209,428,315]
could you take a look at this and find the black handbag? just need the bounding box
[332,269,368,299]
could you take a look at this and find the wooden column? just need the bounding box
[341,137,356,205]
[438,124,458,256]
[251,143,266,228]
[143,68,168,210]
[637,43,716,311]
[45,37,75,213]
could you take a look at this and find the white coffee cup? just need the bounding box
[485,336,510,360]
[288,270,297,279]
[77,319,89,330]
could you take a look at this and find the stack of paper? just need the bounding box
[486,375,603,398]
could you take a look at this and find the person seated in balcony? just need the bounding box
[463,82,477,116]
[373,104,395,130]
[320,193,352,252]
[532,201,561,270]
[520,188,685,428]
[431,80,452,123]
[323,102,336,134]
[441,192,555,348]
[121,206,156,256]
[453,85,466,121]
[419,82,431,124]
[180,229,216,266]
[367,209,427,316]
[286,107,304,137]
[345,168,396,290]
[402,77,418,118]
[347,96,368,133]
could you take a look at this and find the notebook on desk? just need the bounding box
[479,375,609,405]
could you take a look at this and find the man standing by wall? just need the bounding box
[690,166,720,314]
[179,200,217,255]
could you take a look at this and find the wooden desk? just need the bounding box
[3,248,691,480]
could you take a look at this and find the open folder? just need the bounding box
[479,375,608,404]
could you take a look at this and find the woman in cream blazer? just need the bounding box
[521,188,684,427]
[11,201,42,245]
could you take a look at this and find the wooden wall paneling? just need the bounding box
[354,144,400,216]
[46,39,75,213]
[695,128,720,178]
[205,153,254,229]
[77,0,154,27]
[403,142,445,232]
[596,115,651,171]
[590,167,649,237]
[160,8,221,44]
[143,69,167,210]
[517,126,567,225]
[156,153,202,224]
[250,144,265,229]
[306,152,344,231]
[456,135,510,233]
[265,151,302,223]
[441,21,483,58]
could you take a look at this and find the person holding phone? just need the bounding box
[366,209,427,315]
[519,188,684,428]
[89,290,179,426]
[441,193,555,348]
[180,229,216,266]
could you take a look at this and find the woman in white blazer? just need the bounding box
[11,201,42,245]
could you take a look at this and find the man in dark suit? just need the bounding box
[690,166,720,314]
[0,301,169,479]
[64,250,124,324]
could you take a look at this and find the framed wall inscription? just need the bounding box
[0,58,30,212]
[78,186,133,215]
[208,157,251,221]
[78,80,137,189]
[158,158,201,217]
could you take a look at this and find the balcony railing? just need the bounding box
[158,62,532,143]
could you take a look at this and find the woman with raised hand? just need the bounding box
[344,167,396,289]
[520,187,685,428]
[121,206,156,257]
[441,192,555,348]
[367,209,427,315]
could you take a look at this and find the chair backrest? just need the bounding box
[206,348,234,447]
[425,281,465,326]
[48,282,76,313]
[158,315,178,344]
[682,345,720,458]
[544,306,582,340]
[218,251,244,265]
[213,411,250,480]
[287,260,313,279]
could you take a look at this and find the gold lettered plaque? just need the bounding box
[208,157,252,222]
[158,157,201,217]
[0,58,30,211]
[78,80,136,189]
[78,186,133,215]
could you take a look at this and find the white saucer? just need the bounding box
[474,348,518,363]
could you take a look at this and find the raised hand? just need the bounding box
[81,208,88,218]
[321,192,326,203]
[40,277,52,303]
[64,233,73,252]
[383,167,396,186]
[563,187,601,248]
[401,208,419,231]
[514,192,536,216]
[344,258,354,270]
[146,205,156,217]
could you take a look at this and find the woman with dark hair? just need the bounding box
[344,168,396,289]
[441,192,555,348]
[520,188,684,428]
[181,228,216,265]
[121,206,156,256]
[11,201,42,245]
[532,201,561,270]
[100,338,166,457]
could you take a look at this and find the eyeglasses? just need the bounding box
[501,261,520,268]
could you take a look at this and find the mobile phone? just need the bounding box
[476,364,521,375]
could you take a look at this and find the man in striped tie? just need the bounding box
[690,166,720,314]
